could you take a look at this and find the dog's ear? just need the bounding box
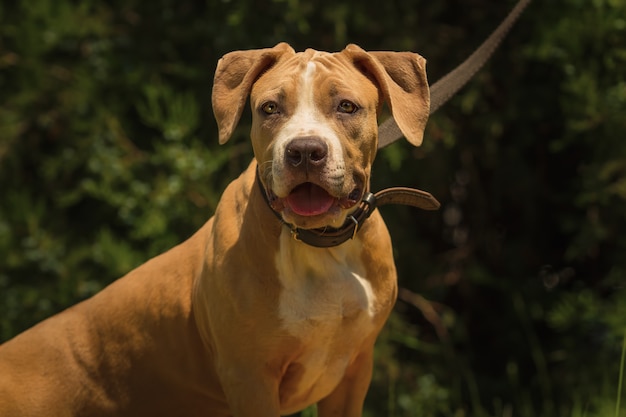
[343,44,430,147]
[212,43,295,144]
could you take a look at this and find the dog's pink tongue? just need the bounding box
[286,183,335,216]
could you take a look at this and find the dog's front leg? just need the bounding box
[316,347,374,417]
[219,365,282,417]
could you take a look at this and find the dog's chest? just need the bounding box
[274,232,377,409]
[277,258,374,334]
[275,232,376,332]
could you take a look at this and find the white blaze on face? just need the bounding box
[271,59,346,198]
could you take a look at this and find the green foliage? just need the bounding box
[1,0,625,415]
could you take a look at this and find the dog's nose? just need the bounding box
[285,137,328,168]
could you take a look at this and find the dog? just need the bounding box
[0,43,431,416]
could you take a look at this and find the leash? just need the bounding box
[256,172,440,248]
[378,0,532,149]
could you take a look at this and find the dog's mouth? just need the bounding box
[267,182,362,220]
[286,183,335,216]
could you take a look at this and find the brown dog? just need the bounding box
[0,43,430,416]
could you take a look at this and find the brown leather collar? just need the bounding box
[256,172,440,248]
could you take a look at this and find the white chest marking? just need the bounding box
[276,229,375,334]
[275,229,376,409]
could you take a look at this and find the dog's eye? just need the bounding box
[338,100,358,114]
[261,101,279,115]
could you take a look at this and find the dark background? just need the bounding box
[1,0,625,415]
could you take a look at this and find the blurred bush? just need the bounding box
[1,0,624,416]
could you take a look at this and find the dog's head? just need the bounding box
[212,43,429,230]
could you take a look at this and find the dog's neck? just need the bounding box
[254,167,441,248]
